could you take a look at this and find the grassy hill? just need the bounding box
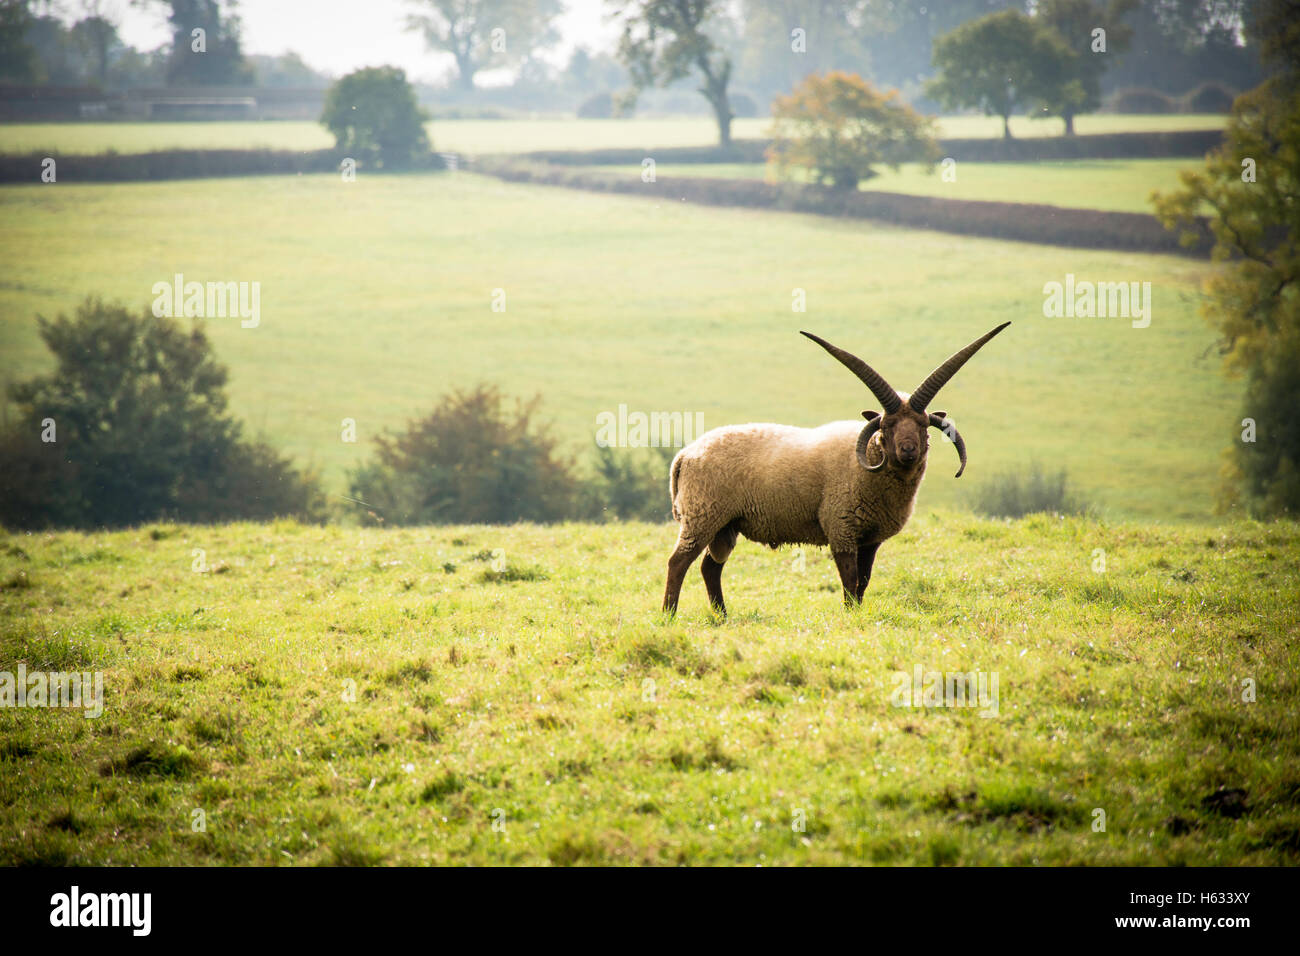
[1,515,1296,865]
[0,171,1227,521]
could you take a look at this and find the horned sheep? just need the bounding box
[663,323,1010,614]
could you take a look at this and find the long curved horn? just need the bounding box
[909,322,1011,413]
[929,413,967,478]
[856,418,885,470]
[801,331,902,414]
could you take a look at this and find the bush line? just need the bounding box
[474,159,1213,258]
[515,129,1224,166]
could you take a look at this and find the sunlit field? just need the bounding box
[0,113,1226,157]
[592,158,1199,214]
[2,515,1296,865]
[0,172,1224,521]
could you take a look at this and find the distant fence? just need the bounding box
[517,129,1225,166]
[475,159,1213,258]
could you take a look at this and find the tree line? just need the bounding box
[0,1,1265,129]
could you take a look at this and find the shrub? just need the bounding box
[1110,87,1178,114]
[348,385,578,525]
[768,72,940,190]
[968,463,1089,518]
[1187,82,1237,113]
[320,66,430,168]
[584,445,674,521]
[0,298,324,530]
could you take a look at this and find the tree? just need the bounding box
[0,0,39,83]
[927,8,1072,139]
[405,0,561,92]
[767,71,940,190]
[348,385,577,525]
[1153,0,1300,515]
[145,0,252,86]
[1033,0,1134,134]
[71,0,122,85]
[321,67,431,168]
[0,298,323,529]
[612,0,738,146]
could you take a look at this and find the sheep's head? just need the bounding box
[800,323,1011,478]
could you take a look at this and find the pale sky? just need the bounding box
[100,0,620,84]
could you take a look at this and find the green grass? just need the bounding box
[1,514,1296,865]
[0,114,1226,157]
[600,159,1199,214]
[0,171,1229,520]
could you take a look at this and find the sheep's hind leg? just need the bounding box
[832,550,860,608]
[854,543,880,602]
[663,532,708,615]
[701,525,738,615]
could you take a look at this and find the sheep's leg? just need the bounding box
[832,550,860,608]
[854,543,880,602]
[701,525,738,615]
[663,534,707,615]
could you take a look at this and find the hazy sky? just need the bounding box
[108,0,619,83]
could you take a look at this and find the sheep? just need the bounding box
[662,323,1010,615]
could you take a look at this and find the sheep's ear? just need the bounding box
[930,410,947,419]
[861,410,880,421]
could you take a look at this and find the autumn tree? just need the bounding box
[1153,0,1300,515]
[767,71,939,190]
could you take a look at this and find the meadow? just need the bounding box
[1,514,1296,866]
[596,159,1200,214]
[0,113,1226,157]
[0,171,1227,521]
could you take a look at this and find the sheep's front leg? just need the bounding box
[832,550,859,608]
[854,543,880,602]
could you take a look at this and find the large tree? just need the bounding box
[1153,0,1300,515]
[140,0,252,86]
[405,0,560,92]
[927,8,1073,139]
[0,0,40,82]
[1033,0,1135,134]
[612,0,738,146]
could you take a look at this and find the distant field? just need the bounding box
[0,171,1226,521]
[0,114,1226,157]
[595,159,1199,214]
[2,515,1297,865]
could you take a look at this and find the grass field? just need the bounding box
[1,515,1296,865]
[0,114,1226,157]
[0,172,1227,521]
[595,159,1199,214]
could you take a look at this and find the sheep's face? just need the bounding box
[873,406,930,471]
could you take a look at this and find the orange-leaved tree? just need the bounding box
[766,71,939,191]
